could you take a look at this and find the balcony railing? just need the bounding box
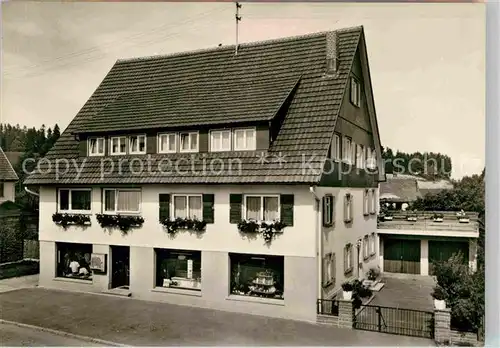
[377,215,479,233]
[317,299,339,316]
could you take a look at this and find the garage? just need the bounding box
[383,238,421,274]
[428,240,469,275]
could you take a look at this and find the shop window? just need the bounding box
[229,253,284,300]
[56,242,93,281]
[155,249,201,291]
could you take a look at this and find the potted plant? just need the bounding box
[432,286,446,310]
[432,213,444,223]
[341,282,353,300]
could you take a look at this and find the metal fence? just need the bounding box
[354,304,434,339]
[317,299,339,317]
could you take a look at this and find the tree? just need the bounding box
[432,253,484,332]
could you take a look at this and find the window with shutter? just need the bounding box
[280,194,294,226]
[363,235,369,260]
[370,189,377,214]
[370,233,376,255]
[330,253,336,285]
[344,194,353,223]
[363,190,369,216]
[159,194,170,222]
[322,195,334,227]
[344,244,353,274]
[202,194,215,223]
[322,256,329,287]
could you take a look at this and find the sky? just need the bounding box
[1,1,485,178]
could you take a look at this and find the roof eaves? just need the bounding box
[0,147,19,181]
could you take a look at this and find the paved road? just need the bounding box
[0,322,100,347]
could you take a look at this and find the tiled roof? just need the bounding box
[380,178,421,202]
[0,148,19,181]
[25,26,365,185]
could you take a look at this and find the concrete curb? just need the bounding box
[0,319,128,347]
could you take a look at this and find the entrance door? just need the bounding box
[383,239,421,274]
[111,246,130,289]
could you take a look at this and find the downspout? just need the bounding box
[309,186,322,301]
[24,186,39,197]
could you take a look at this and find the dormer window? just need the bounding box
[110,136,127,155]
[350,76,361,107]
[331,133,340,161]
[342,136,353,164]
[158,133,177,153]
[210,130,231,152]
[88,137,104,156]
[234,128,256,151]
[180,132,199,153]
[129,135,146,154]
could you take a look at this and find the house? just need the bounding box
[0,147,19,204]
[379,173,453,211]
[24,26,385,322]
[377,210,478,276]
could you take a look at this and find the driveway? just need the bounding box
[0,274,39,294]
[370,273,436,311]
[0,288,435,346]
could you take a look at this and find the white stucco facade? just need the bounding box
[37,183,380,321]
[0,181,16,204]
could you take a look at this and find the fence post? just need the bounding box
[434,307,451,344]
[338,298,354,329]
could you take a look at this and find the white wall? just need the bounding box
[316,186,379,299]
[39,185,317,257]
[0,181,16,203]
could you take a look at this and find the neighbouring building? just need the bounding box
[0,147,18,205]
[379,173,453,211]
[377,211,479,276]
[24,26,385,322]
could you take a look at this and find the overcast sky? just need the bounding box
[1,2,484,178]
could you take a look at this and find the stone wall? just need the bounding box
[450,330,481,346]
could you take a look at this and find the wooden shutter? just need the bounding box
[330,253,336,284]
[343,246,348,273]
[323,195,333,227]
[159,194,170,222]
[280,194,294,226]
[202,194,215,223]
[229,194,242,224]
[146,134,156,154]
[344,194,352,223]
[363,190,369,216]
[322,256,329,286]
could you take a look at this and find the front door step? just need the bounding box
[102,286,131,297]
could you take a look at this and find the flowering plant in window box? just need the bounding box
[406,213,418,222]
[260,221,286,244]
[432,213,444,223]
[237,220,260,234]
[52,213,91,229]
[160,217,207,235]
[95,214,144,234]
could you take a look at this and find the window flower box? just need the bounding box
[52,213,91,229]
[160,217,207,235]
[95,214,144,234]
[432,213,444,223]
[237,220,286,244]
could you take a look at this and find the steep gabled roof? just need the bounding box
[0,147,19,181]
[25,26,369,185]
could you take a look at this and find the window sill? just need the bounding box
[226,294,284,306]
[109,153,127,156]
[344,267,353,276]
[322,280,336,289]
[151,287,202,297]
[53,277,92,284]
[344,219,353,224]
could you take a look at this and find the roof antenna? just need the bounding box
[235,2,242,55]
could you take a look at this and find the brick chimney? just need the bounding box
[325,31,339,75]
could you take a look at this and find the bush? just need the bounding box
[431,286,446,300]
[367,267,380,281]
[341,282,353,291]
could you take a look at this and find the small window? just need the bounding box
[173,194,202,220]
[323,195,335,227]
[363,190,369,216]
[110,136,127,155]
[344,244,353,273]
[58,189,91,213]
[363,235,369,260]
[88,137,105,156]
[370,233,376,255]
[370,189,377,214]
[323,253,336,287]
[129,135,146,154]
[366,148,377,170]
[342,137,353,164]
[356,144,365,168]
[350,76,361,107]
[179,132,199,153]
[331,134,341,161]
[0,183,4,198]
[344,193,353,223]
[104,189,141,214]
[234,128,256,151]
[210,130,231,152]
[158,133,177,153]
[244,195,279,222]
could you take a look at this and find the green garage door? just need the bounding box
[384,239,421,274]
[429,240,469,275]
